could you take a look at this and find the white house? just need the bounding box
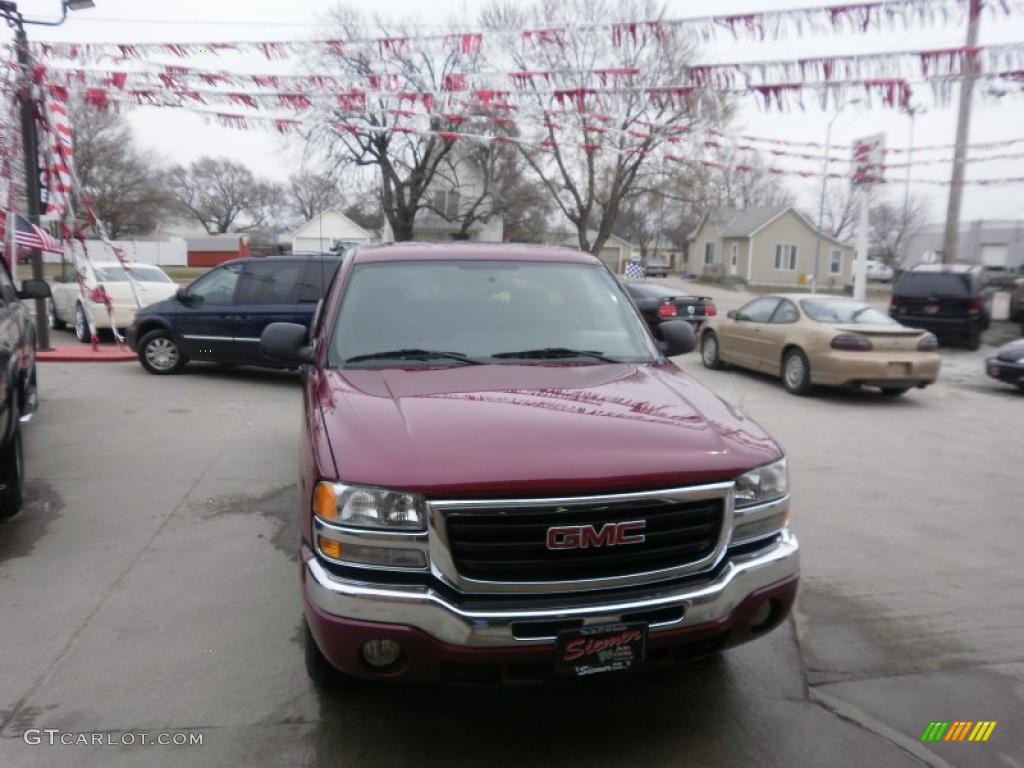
[291,210,374,253]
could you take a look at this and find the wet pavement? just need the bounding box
[0,347,1020,767]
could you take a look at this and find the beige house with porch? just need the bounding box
[688,205,855,289]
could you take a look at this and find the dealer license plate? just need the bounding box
[889,362,912,375]
[555,622,647,678]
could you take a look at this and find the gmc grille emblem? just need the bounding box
[546,521,647,550]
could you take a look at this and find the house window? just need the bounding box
[731,243,738,267]
[773,244,797,271]
[830,249,842,274]
[704,242,714,265]
[432,189,460,219]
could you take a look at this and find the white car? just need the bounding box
[865,259,894,282]
[49,261,179,343]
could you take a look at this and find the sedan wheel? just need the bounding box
[74,304,90,344]
[139,330,185,375]
[701,332,724,370]
[782,349,813,395]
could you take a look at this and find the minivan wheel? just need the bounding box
[701,332,724,370]
[74,303,91,344]
[47,299,66,330]
[138,330,186,375]
[304,620,343,689]
[782,349,813,395]
[0,426,24,520]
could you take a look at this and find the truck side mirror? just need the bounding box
[656,319,696,357]
[261,322,315,365]
[18,279,51,300]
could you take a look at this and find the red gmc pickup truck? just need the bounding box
[261,243,799,684]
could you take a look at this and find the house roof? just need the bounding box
[290,210,372,240]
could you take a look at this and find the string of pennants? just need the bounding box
[27,0,1024,61]
[30,42,1024,95]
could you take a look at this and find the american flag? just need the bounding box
[624,261,646,279]
[1,212,63,254]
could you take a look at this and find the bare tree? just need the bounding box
[700,149,794,212]
[481,0,726,256]
[166,157,285,234]
[812,182,859,241]
[289,172,345,222]
[304,6,474,240]
[71,103,172,238]
[871,196,929,265]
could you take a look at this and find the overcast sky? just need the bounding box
[8,0,1024,228]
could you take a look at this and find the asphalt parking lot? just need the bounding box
[0,336,1021,767]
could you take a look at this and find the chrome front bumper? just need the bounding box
[305,529,799,648]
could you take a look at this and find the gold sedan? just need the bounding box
[698,294,941,396]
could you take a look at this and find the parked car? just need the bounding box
[1009,276,1024,321]
[49,261,179,344]
[643,255,670,277]
[981,264,1017,290]
[865,259,894,282]
[0,269,51,519]
[260,243,799,685]
[985,338,1024,390]
[889,264,994,350]
[700,294,940,396]
[126,254,341,375]
[623,280,717,334]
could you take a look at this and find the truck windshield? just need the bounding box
[329,260,657,367]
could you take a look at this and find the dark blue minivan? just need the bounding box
[126,254,341,374]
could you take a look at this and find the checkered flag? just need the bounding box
[624,261,645,279]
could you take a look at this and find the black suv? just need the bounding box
[0,264,51,519]
[126,254,341,374]
[889,264,994,350]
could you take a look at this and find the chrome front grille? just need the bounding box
[427,482,734,594]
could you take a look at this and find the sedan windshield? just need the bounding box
[330,260,656,367]
[800,298,896,325]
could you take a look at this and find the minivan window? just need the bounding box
[236,261,305,304]
[188,264,241,305]
[330,260,657,366]
[895,272,971,297]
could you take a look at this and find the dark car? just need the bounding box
[986,339,1024,390]
[624,281,717,333]
[259,243,798,686]
[1009,276,1024,323]
[126,254,341,374]
[889,264,994,350]
[0,268,51,519]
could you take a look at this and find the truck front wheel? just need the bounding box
[304,620,344,689]
[0,426,24,520]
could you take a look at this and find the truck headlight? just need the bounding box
[733,458,788,508]
[314,482,426,530]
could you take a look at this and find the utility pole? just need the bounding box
[941,0,982,264]
[12,21,50,350]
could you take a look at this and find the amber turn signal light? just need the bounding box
[314,482,338,521]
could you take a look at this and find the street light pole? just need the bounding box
[812,99,859,294]
[1,1,94,351]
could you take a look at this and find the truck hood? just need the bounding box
[313,362,782,498]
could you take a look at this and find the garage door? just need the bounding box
[980,243,1008,267]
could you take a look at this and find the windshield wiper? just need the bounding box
[344,349,481,365]
[491,347,619,363]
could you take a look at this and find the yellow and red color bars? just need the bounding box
[921,721,997,742]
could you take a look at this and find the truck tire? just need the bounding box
[966,326,982,351]
[0,426,24,520]
[782,349,813,396]
[304,620,343,689]
[47,298,66,330]
[138,329,186,375]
